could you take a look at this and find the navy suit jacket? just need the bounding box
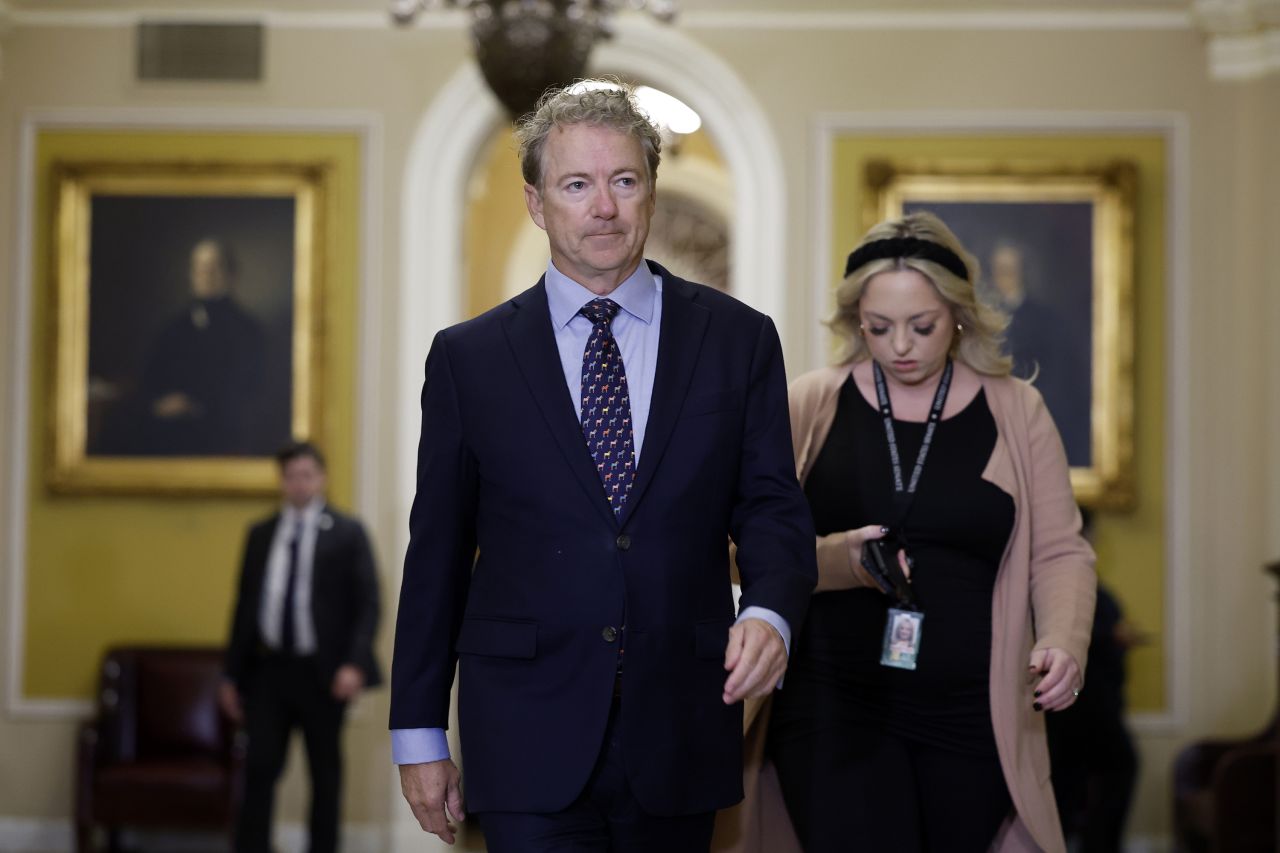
[390,262,816,816]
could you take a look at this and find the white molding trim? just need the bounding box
[1192,0,1280,34]
[353,117,385,536]
[0,817,68,853]
[7,7,466,29]
[810,110,1192,732]
[5,6,1193,32]
[1204,29,1280,79]
[5,109,42,721]
[680,9,1193,31]
[0,817,386,853]
[3,107,382,720]
[1158,109,1194,736]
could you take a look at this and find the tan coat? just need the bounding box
[713,364,1096,853]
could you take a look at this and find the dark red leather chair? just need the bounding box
[74,646,244,852]
[1173,726,1277,852]
[1171,561,1279,853]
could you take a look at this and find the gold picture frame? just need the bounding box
[865,159,1136,508]
[48,161,327,495]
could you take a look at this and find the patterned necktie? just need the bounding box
[579,298,635,515]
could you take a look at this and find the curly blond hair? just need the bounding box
[514,79,662,189]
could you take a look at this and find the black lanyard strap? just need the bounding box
[872,358,953,519]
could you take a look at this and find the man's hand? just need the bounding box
[330,664,365,702]
[722,618,787,705]
[217,679,243,724]
[400,759,465,845]
[153,392,196,419]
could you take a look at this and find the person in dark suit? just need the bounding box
[220,441,381,853]
[1047,509,1140,853]
[390,81,817,852]
[128,238,277,456]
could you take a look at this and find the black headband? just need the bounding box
[844,236,970,282]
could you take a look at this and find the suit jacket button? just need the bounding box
[602,626,618,643]
[615,534,631,551]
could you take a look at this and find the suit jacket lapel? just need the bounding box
[250,514,280,589]
[311,506,334,571]
[503,280,620,528]
[619,267,710,526]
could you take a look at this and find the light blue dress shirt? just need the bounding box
[392,260,790,765]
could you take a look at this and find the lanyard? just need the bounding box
[872,358,953,522]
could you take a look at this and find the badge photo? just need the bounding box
[881,608,924,671]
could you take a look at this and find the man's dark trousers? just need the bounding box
[236,654,345,853]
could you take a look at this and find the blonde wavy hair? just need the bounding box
[829,211,1012,376]
[514,79,663,190]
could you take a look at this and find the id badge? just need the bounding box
[880,608,924,670]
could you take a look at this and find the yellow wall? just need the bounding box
[831,135,1167,711]
[24,130,362,698]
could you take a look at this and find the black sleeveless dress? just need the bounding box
[773,374,1015,754]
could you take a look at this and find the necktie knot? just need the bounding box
[579,298,621,327]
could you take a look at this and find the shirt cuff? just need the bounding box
[736,606,791,656]
[391,727,451,765]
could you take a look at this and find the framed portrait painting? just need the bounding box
[48,161,327,495]
[865,159,1137,508]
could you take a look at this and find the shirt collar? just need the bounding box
[545,260,657,331]
[282,496,325,526]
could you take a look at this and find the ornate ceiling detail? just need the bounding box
[1193,0,1280,78]
[390,0,677,118]
[647,192,730,294]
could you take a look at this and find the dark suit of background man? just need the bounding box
[221,442,382,853]
[390,81,817,852]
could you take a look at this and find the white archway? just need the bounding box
[392,22,787,851]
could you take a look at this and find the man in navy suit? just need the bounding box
[221,441,381,853]
[390,81,816,851]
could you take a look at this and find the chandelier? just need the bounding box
[390,0,679,119]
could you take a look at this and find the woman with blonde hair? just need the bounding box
[764,211,1096,852]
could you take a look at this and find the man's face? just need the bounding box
[280,456,326,508]
[524,123,655,293]
[190,240,228,299]
[990,244,1025,304]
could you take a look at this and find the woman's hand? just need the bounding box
[845,525,913,582]
[845,524,890,571]
[1028,647,1082,712]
